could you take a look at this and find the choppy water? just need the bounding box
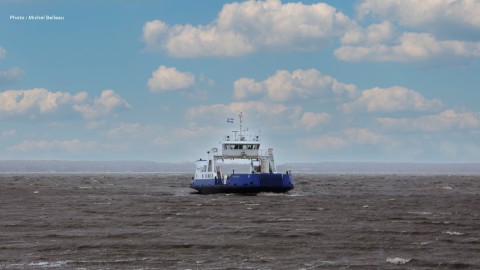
[1,173,479,269]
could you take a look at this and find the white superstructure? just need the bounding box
[194,112,277,180]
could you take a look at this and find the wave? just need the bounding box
[386,257,411,265]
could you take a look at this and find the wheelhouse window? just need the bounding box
[224,144,235,150]
[224,144,260,150]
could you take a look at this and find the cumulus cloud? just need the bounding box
[343,128,385,144]
[0,88,88,116]
[143,20,254,57]
[234,69,356,102]
[0,88,130,122]
[336,32,480,62]
[341,86,443,113]
[187,101,298,124]
[356,0,480,39]
[142,20,168,51]
[187,100,334,132]
[147,65,196,92]
[143,0,354,57]
[233,78,263,100]
[8,139,98,153]
[336,0,480,64]
[341,21,395,45]
[378,109,480,132]
[73,89,131,119]
[295,112,331,131]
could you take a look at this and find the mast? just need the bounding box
[239,112,244,141]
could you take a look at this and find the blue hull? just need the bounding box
[190,173,294,194]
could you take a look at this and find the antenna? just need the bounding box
[239,112,245,141]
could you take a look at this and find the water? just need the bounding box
[1,173,479,269]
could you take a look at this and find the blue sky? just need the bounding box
[1,0,480,163]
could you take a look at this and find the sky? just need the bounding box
[1,0,480,163]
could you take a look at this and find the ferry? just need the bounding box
[190,112,294,194]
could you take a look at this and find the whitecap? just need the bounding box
[386,257,411,265]
[443,230,463,235]
[28,261,70,267]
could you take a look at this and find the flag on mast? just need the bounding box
[227,117,234,124]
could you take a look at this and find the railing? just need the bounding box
[216,148,273,159]
[259,148,273,156]
[223,134,260,142]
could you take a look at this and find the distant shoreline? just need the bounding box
[0,160,479,174]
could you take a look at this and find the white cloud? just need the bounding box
[143,0,354,57]
[187,101,298,124]
[187,101,314,132]
[0,88,88,116]
[356,0,480,38]
[8,139,98,153]
[233,78,263,100]
[234,69,357,102]
[341,86,443,113]
[187,100,334,132]
[0,67,23,84]
[142,20,168,51]
[73,89,131,119]
[378,109,480,132]
[0,46,5,58]
[295,112,331,131]
[343,128,385,144]
[341,21,394,45]
[338,1,480,63]
[145,20,255,58]
[0,87,126,125]
[147,65,196,92]
[336,32,480,62]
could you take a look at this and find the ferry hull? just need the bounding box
[190,173,294,194]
